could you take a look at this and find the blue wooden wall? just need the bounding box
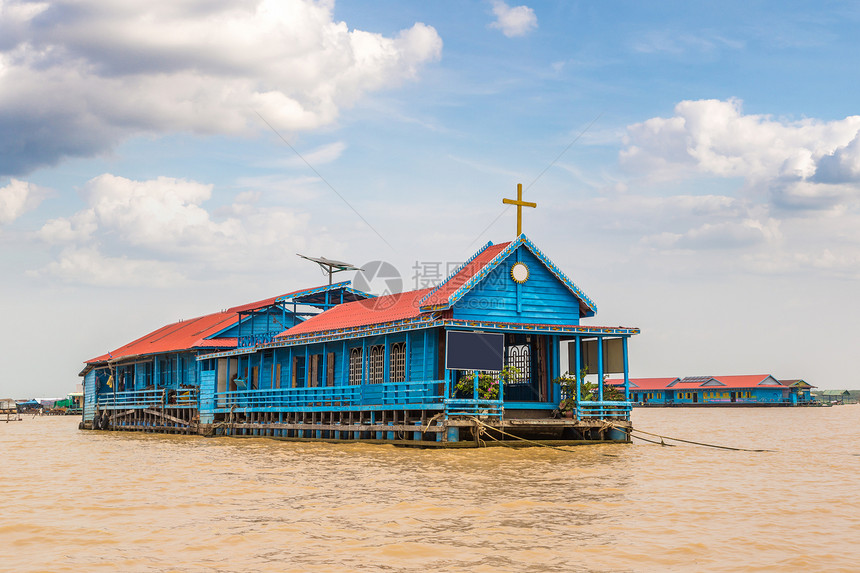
[225,328,440,390]
[218,307,300,341]
[199,369,216,423]
[83,370,96,420]
[454,246,581,325]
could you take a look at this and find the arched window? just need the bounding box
[349,347,363,385]
[506,344,530,382]
[369,345,384,384]
[390,342,406,383]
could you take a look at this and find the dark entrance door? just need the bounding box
[503,333,542,402]
[730,392,737,403]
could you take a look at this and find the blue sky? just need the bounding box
[2,0,859,397]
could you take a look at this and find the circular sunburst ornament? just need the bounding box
[511,262,530,284]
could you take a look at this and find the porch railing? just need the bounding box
[576,400,632,419]
[443,398,504,418]
[215,380,445,411]
[97,388,199,409]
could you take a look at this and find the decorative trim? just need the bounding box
[197,318,641,361]
[419,234,597,315]
[441,319,638,336]
[510,261,529,283]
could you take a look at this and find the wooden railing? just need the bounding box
[215,380,446,411]
[576,401,632,419]
[97,388,198,408]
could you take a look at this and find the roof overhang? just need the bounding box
[197,318,639,361]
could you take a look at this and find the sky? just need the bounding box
[2,0,859,398]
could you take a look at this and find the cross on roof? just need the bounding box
[502,183,537,236]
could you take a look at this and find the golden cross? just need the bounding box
[502,183,537,236]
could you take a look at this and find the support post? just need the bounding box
[622,337,630,401]
[597,337,604,402]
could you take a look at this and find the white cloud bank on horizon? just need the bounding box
[32,173,335,286]
[489,1,537,38]
[0,0,442,176]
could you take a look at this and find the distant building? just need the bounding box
[610,374,815,406]
[778,379,814,405]
[819,389,850,404]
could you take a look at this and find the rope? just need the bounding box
[609,422,774,453]
[468,417,579,452]
[422,413,443,434]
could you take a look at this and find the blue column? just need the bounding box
[405,332,411,381]
[304,346,310,387]
[597,337,604,402]
[362,338,367,385]
[551,335,560,404]
[422,330,428,381]
[575,338,581,404]
[622,337,630,401]
[322,342,327,386]
[341,341,348,385]
[444,368,451,416]
[384,335,390,383]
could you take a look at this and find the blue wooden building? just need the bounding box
[81,223,640,445]
[610,375,815,406]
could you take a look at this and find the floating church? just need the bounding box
[80,187,639,446]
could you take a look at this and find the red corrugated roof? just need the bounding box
[227,287,313,313]
[608,375,781,391]
[419,242,510,308]
[87,311,240,363]
[278,288,434,338]
[607,377,680,390]
[706,375,780,389]
[85,289,305,364]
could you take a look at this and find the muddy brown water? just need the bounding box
[2,406,858,572]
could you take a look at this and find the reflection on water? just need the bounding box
[1,406,858,572]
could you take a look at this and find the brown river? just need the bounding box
[2,406,858,572]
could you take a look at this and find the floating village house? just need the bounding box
[80,189,639,446]
[613,375,815,406]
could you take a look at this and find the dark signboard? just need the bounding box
[445,331,504,372]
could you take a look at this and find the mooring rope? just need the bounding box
[609,422,774,453]
[464,417,771,453]
[468,417,580,452]
[422,413,444,434]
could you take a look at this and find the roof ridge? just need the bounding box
[418,241,495,307]
[439,239,519,308]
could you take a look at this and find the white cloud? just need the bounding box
[631,31,744,56]
[0,0,442,175]
[642,218,781,250]
[0,178,46,224]
[33,173,338,285]
[81,174,229,249]
[621,99,860,211]
[614,99,860,277]
[28,246,188,288]
[489,1,537,38]
[285,141,347,168]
